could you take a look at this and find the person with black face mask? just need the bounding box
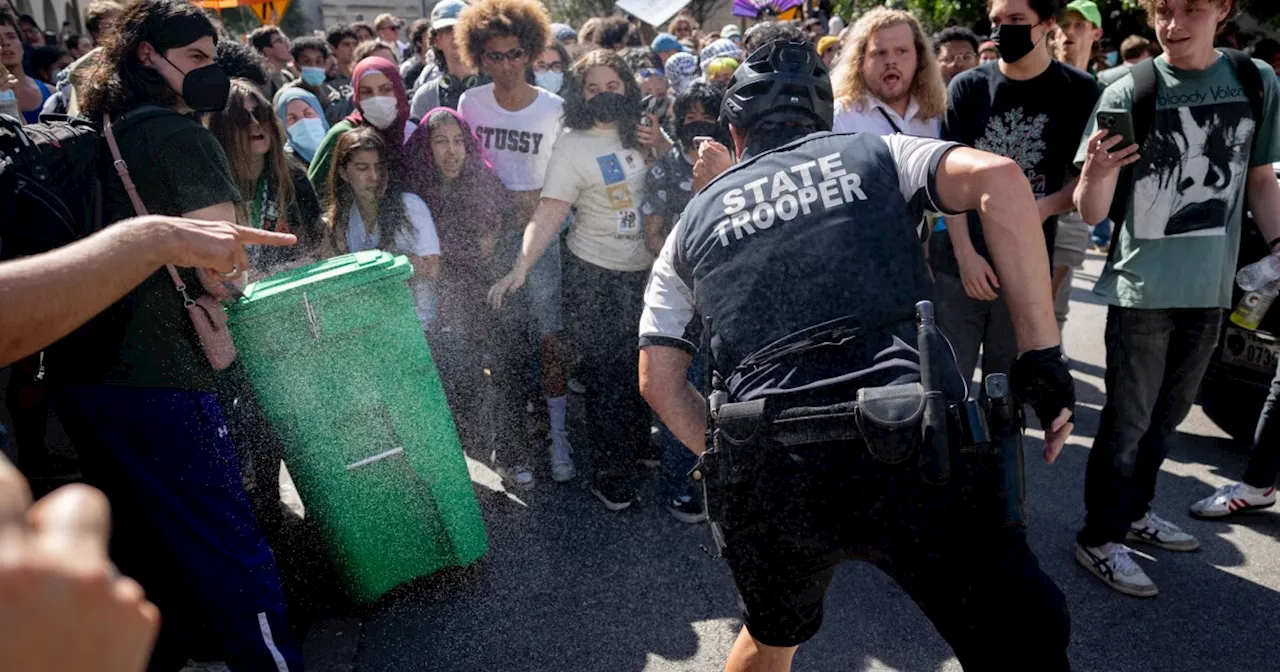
[488,49,656,511]
[638,80,728,523]
[58,1,304,669]
[927,0,1098,396]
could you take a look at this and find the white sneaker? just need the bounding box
[1075,543,1158,598]
[497,465,535,490]
[1189,483,1276,519]
[549,433,576,482]
[1127,511,1200,551]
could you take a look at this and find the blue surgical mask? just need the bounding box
[287,117,327,163]
[535,70,564,94]
[300,66,327,86]
[1104,51,1119,67]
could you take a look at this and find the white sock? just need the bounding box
[547,396,567,438]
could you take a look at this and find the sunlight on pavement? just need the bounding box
[465,454,528,507]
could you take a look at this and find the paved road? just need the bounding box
[305,250,1280,672]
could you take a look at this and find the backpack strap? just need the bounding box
[1107,58,1158,227]
[102,114,193,305]
[1219,48,1264,157]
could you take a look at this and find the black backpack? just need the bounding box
[1107,48,1265,226]
[0,107,176,260]
[0,113,103,260]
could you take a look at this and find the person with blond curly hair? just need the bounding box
[455,0,575,490]
[831,7,947,137]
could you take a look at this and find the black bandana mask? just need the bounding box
[586,91,631,124]
[677,120,727,152]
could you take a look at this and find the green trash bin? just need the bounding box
[227,250,487,605]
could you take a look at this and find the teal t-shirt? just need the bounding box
[1074,53,1280,309]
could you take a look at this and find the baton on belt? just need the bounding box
[916,300,950,485]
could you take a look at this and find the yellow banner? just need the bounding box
[250,0,289,24]
[194,0,289,24]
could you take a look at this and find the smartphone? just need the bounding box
[692,135,714,149]
[1096,108,1137,148]
[640,94,670,125]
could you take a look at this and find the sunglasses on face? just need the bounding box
[483,47,527,63]
[637,68,663,79]
[245,104,273,124]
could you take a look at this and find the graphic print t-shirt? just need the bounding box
[1076,55,1280,309]
[542,128,654,271]
[930,60,1099,277]
[457,84,564,191]
[641,146,696,236]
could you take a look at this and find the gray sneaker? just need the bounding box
[1127,511,1200,551]
[1076,542,1158,598]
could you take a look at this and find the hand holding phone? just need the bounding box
[1083,108,1141,176]
[1095,108,1136,149]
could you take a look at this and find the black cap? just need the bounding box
[720,40,834,132]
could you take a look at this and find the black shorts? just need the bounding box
[717,442,1070,669]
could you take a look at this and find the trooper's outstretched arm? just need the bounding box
[932,146,1075,462]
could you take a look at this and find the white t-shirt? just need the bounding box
[457,83,564,191]
[541,127,654,272]
[347,192,441,327]
[833,95,941,138]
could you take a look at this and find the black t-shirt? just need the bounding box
[640,131,968,405]
[45,108,241,391]
[641,146,696,236]
[929,60,1098,277]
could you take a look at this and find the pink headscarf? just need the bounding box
[346,57,412,150]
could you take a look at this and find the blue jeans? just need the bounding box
[52,385,302,671]
[1090,217,1112,247]
[1079,307,1221,547]
[658,353,704,500]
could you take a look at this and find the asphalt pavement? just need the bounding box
[304,249,1280,672]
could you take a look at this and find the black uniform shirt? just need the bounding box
[640,131,969,404]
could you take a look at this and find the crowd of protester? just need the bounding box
[3,0,1280,668]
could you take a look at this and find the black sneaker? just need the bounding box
[591,476,635,511]
[667,494,706,524]
[637,436,661,469]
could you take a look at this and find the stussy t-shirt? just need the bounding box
[457,84,564,191]
[1076,54,1280,309]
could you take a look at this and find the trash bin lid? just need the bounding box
[229,250,412,321]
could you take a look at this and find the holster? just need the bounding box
[699,382,1030,535]
[984,389,1028,529]
[698,396,768,535]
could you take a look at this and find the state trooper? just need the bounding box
[638,40,1078,671]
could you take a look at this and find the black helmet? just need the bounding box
[720,40,834,132]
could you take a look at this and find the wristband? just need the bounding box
[1268,237,1280,253]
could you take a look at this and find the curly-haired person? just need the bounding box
[63,0,304,667]
[487,50,656,510]
[455,0,573,490]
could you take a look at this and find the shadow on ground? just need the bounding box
[1032,402,1280,672]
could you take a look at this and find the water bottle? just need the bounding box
[0,90,19,122]
[0,63,18,122]
[1230,284,1279,331]
[1235,254,1280,292]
